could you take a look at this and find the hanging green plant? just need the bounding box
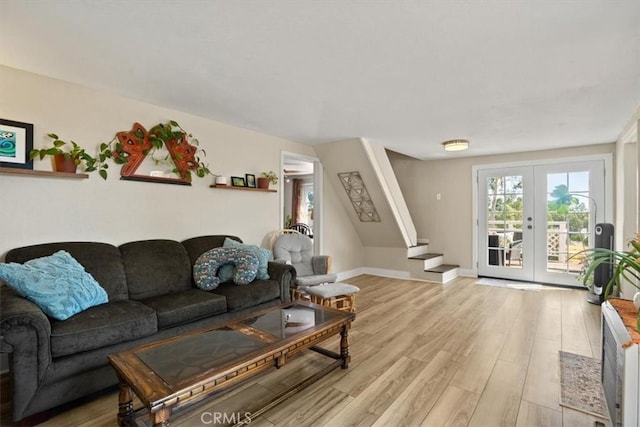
[97,120,211,181]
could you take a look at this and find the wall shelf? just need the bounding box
[0,167,89,179]
[209,185,276,193]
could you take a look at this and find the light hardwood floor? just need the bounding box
[1,275,609,426]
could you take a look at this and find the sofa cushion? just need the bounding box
[5,242,129,302]
[0,250,109,321]
[141,289,227,329]
[50,300,157,358]
[211,279,280,312]
[223,238,271,280]
[120,240,192,300]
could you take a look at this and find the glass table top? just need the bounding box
[135,304,345,386]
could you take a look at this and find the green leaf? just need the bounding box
[100,142,108,151]
[99,169,108,180]
[53,140,66,148]
[47,133,59,139]
[169,120,179,127]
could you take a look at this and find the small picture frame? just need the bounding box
[231,176,246,187]
[245,174,256,188]
[0,119,34,169]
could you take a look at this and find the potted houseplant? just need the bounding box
[580,233,640,331]
[257,171,278,189]
[30,133,98,174]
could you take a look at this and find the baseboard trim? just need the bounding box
[337,267,474,282]
[336,267,411,281]
[336,268,367,281]
[457,268,476,277]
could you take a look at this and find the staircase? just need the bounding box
[407,242,459,284]
[313,138,459,283]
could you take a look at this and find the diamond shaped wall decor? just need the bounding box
[337,171,381,222]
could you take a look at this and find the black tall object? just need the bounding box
[587,223,615,304]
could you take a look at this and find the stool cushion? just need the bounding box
[295,273,337,287]
[304,283,360,298]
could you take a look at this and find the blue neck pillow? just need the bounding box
[193,247,260,291]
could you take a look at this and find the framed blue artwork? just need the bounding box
[0,119,34,169]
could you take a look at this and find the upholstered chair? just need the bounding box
[272,233,336,293]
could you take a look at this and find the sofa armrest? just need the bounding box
[1,284,53,420]
[311,255,331,275]
[267,261,296,302]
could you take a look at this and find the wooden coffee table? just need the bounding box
[108,301,355,426]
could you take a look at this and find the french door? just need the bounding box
[477,160,606,286]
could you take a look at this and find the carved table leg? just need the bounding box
[152,408,170,426]
[117,382,133,426]
[340,325,351,369]
[276,354,287,368]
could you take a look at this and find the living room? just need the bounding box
[1,2,639,426]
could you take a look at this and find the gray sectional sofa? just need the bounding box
[0,235,296,422]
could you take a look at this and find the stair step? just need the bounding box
[407,243,430,257]
[421,264,459,284]
[408,252,443,270]
[408,253,443,261]
[425,264,459,273]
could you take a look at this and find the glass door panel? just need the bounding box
[478,168,534,281]
[534,161,605,286]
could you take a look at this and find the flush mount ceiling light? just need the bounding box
[442,139,469,152]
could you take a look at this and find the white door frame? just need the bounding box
[471,153,613,280]
[281,151,324,254]
[477,166,535,281]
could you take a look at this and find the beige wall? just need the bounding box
[363,246,409,272]
[390,143,616,272]
[0,66,363,273]
[615,109,639,298]
[321,172,365,273]
[314,138,406,248]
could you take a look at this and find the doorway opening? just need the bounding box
[281,152,323,254]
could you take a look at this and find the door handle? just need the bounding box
[527,217,532,221]
[527,225,533,230]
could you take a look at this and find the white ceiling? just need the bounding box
[1,1,639,160]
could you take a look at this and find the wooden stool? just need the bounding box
[291,287,308,301]
[304,283,360,313]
